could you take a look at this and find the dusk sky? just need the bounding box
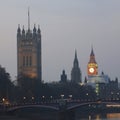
[0,0,120,82]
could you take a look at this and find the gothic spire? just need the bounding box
[75,49,77,59]
[90,46,94,56]
[74,50,79,67]
[89,46,96,63]
[71,50,82,83]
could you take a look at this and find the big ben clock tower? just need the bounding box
[87,47,98,76]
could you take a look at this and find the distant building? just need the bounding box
[60,70,67,83]
[96,78,119,99]
[86,47,119,99]
[71,50,82,83]
[87,72,109,87]
[17,10,42,83]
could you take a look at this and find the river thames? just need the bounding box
[77,113,120,120]
[1,113,120,120]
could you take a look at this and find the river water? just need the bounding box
[0,113,120,120]
[77,113,120,120]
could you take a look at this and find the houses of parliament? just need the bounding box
[16,10,83,84]
[17,10,118,98]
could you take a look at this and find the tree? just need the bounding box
[0,65,13,101]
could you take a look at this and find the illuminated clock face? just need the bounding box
[89,68,95,73]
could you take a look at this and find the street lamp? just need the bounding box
[42,96,45,103]
[2,98,5,103]
[68,95,72,100]
[32,96,34,100]
[60,94,64,99]
[50,96,53,103]
[111,91,113,100]
[50,96,53,100]
[23,96,26,104]
[2,98,6,111]
[31,96,34,103]
[117,93,120,100]
[68,95,72,102]
[42,96,45,99]
[86,93,89,101]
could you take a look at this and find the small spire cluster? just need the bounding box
[17,25,41,40]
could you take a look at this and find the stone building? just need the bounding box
[17,10,42,83]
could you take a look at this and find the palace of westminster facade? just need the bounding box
[17,11,119,99]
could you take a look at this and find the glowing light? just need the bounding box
[106,104,120,108]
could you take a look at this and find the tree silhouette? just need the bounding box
[0,65,13,101]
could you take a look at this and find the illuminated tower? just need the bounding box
[17,10,42,82]
[87,47,98,76]
[71,50,82,83]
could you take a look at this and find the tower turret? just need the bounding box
[17,24,21,33]
[17,24,21,39]
[22,26,25,39]
[33,24,37,39]
[33,24,36,33]
[38,25,41,34]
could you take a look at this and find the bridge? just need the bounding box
[67,101,120,110]
[1,99,120,115]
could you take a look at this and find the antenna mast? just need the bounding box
[28,7,30,30]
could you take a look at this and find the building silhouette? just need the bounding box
[60,70,67,83]
[71,50,82,83]
[17,10,42,82]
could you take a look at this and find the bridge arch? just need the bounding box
[67,101,119,110]
[7,104,59,112]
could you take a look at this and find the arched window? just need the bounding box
[26,56,28,66]
[29,56,32,66]
[23,56,25,66]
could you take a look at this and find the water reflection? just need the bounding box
[107,113,120,119]
[1,113,120,120]
[77,113,120,120]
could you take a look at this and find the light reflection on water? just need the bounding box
[78,113,120,120]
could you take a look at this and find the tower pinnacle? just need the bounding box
[75,49,77,59]
[74,50,79,67]
[90,46,94,56]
